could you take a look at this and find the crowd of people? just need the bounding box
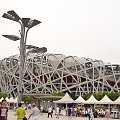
[45,106,111,120]
[0,99,112,120]
[50,106,110,120]
[66,107,110,120]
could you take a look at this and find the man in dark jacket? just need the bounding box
[0,99,8,120]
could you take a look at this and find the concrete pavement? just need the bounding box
[8,110,119,120]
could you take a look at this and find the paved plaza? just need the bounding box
[8,110,119,120]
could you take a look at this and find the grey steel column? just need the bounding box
[18,23,25,103]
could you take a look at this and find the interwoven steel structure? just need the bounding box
[0,53,120,97]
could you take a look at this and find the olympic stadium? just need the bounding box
[0,53,120,98]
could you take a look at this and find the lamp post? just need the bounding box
[2,10,41,103]
[26,45,47,54]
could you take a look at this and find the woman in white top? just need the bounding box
[56,106,60,119]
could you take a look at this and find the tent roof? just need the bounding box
[84,95,98,104]
[0,97,4,102]
[9,97,15,103]
[98,95,113,104]
[5,97,10,102]
[14,97,17,103]
[75,96,86,103]
[113,96,120,104]
[53,93,74,103]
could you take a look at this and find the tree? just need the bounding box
[82,93,92,100]
[93,91,108,101]
[0,93,8,98]
[52,92,65,96]
[22,95,33,104]
[69,93,78,100]
[82,91,120,101]
[107,92,120,101]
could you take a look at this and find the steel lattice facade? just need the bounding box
[0,53,120,97]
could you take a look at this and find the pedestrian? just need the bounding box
[89,109,94,120]
[85,109,88,117]
[67,107,72,120]
[76,107,80,117]
[28,103,40,120]
[56,106,60,119]
[0,99,8,120]
[40,106,43,115]
[16,103,26,120]
[87,108,91,120]
[105,108,110,120]
[48,106,52,118]
[93,109,98,118]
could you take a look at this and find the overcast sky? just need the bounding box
[0,0,120,64]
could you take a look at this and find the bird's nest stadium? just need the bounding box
[0,53,120,97]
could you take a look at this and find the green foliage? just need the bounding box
[21,92,120,104]
[22,95,33,104]
[69,93,78,100]
[0,93,8,98]
[93,91,108,101]
[82,91,120,101]
[82,93,92,100]
[107,92,120,101]
[52,92,65,96]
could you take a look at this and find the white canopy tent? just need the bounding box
[113,96,120,104]
[83,95,99,104]
[9,97,15,103]
[53,93,74,103]
[0,97,4,102]
[74,96,86,103]
[53,93,74,110]
[98,95,113,104]
[0,97,16,103]
[4,97,23,103]
[14,97,18,103]
[5,97,10,102]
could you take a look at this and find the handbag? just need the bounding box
[23,117,27,120]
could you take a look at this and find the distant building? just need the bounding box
[0,53,119,97]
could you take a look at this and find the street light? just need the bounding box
[26,45,40,49]
[26,45,47,54]
[2,10,42,104]
[2,35,20,41]
[30,47,47,53]
[26,45,47,58]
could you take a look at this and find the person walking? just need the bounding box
[16,103,26,120]
[76,107,80,117]
[28,103,40,120]
[48,106,53,118]
[87,108,91,120]
[0,99,8,120]
[56,106,60,119]
[87,108,94,120]
[105,108,110,120]
[67,107,72,120]
[89,109,94,120]
[93,109,98,118]
[40,106,43,115]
